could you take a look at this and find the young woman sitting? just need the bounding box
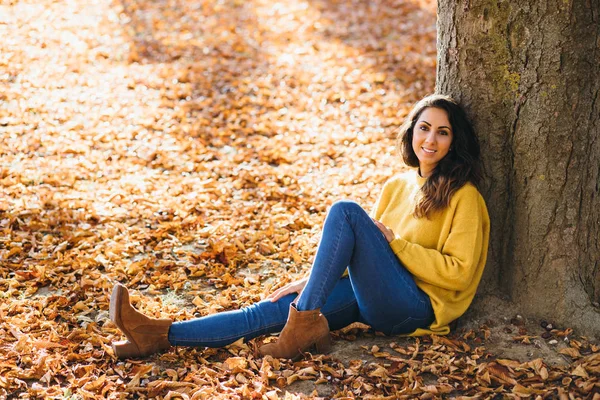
[109,94,490,359]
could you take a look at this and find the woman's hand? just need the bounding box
[266,277,308,302]
[372,218,395,243]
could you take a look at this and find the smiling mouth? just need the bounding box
[422,147,436,153]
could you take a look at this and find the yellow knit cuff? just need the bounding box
[389,237,408,254]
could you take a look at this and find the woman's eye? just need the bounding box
[419,126,428,131]
[440,131,448,136]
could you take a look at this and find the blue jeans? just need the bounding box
[168,200,434,347]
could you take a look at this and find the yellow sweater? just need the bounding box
[371,169,490,335]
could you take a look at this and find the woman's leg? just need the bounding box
[296,200,434,334]
[168,278,359,347]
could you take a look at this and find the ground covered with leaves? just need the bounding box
[1,0,598,398]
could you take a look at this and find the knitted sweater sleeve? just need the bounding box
[370,178,395,219]
[389,190,488,291]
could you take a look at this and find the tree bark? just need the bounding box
[436,0,600,336]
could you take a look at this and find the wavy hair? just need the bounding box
[398,94,482,218]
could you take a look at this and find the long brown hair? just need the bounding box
[398,94,482,218]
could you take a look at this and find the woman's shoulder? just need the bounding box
[451,182,489,214]
[455,181,481,197]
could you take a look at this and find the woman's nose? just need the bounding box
[424,131,436,143]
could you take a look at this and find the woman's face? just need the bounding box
[411,107,453,177]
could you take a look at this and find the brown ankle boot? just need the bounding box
[258,303,331,359]
[109,283,172,359]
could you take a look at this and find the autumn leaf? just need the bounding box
[559,347,581,358]
[223,356,248,372]
[487,362,518,386]
[571,365,589,378]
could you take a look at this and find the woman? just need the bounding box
[109,94,490,359]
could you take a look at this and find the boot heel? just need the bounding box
[314,333,332,354]
[112,340,140,359]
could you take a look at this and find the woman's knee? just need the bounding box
[329,200,364,215]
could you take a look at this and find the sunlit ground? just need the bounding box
[1,0,436,303]
[0,0,444,398]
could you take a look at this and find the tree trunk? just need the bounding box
[436,0,600,336]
